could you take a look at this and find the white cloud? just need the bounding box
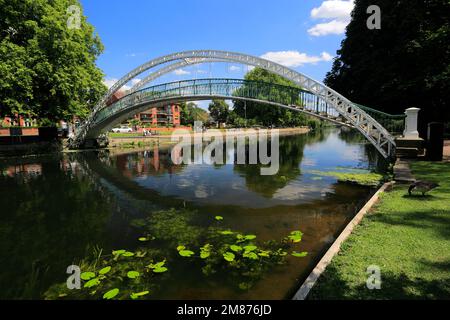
[308,0,355,37]
[260,51,333,67]
[104,78,118,89]
[229,65,241,72]
[104,78,143,92]
[173,69,190,75]
[311,0,354,19]
[308,19,349,36]
[191,100,210,111]
[131,78,141,85]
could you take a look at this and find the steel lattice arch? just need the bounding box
[70,50,397,158]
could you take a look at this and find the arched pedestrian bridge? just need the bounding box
[70,50,401,158]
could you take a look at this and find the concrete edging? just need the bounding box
[292,181,394,300]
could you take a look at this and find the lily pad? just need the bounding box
[80,272,96,280]
[243,245,257,252]
[103,288,119,300]
[223,252,235,262]
[122,251,135,257]
[288,231,303,243]
[200,244,212,259]
[230,245,242,252]
[219,230,234,235]
[99,266,111,275]
[83,278,100,288]
[148,261,165,269]
[243,252,258,260]
[291,251,308,258]
[258,250,271,257]
[130,291,150,299]
[127,271,140,279]
[152,267,168,273]
[179,250,195,257]
[215,216,224,221]
[112,249,126,256]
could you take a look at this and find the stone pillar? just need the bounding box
[403,108,420,139]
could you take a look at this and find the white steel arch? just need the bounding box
[129,58,229,92]
[73,50,396,157]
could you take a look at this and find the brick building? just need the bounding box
[105,89,182,128]
[136,104,181,127]
[1,115,37,127]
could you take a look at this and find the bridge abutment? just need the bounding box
[395,108,424,158]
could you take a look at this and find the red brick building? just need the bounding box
[136,104,181,127]
[1,115,37,127]
[105,90,182,128]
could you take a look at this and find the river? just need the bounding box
[0,128,387,299]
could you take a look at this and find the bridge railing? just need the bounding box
[355,103,405,135]
[90,79,404,142]
[92,79,322,126]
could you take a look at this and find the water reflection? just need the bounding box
[0,128,385,299]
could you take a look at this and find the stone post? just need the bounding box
[403,108,420,139]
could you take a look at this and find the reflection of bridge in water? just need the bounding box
[0,130,381,299]
[70,50,404,159]
[68,130,376,207]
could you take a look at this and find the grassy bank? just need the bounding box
[309,161,450,299]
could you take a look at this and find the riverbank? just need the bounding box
[308,160,450,299]
[107,127,310,149]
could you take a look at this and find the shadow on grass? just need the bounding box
[402,194,436,200]
[308,161,450,300]
[369,210,450,240]
[308,264,450,300]
[419,259,450,272]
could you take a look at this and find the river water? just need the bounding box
[0,128,386,299]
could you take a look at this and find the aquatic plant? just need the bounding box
[308,170,385,187]
[45,210,307,299]
[44,246,167,300]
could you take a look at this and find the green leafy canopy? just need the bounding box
[0,0,107,121]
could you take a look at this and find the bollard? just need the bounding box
[426,122,444,161]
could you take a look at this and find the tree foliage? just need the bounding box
[208,99,229,124]
[0,0,107,121]
[325,0,450,130]
[179,102,208,125]
[233,68,312,127]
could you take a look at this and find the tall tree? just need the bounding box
[180,102,208,125]
[208,99,229,124]
[0,0,106,122]
[233,68,312,127]
[325,0,450,132]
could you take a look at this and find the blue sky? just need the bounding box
[80,0,354,104]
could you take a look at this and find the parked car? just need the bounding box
[111,126,133,133]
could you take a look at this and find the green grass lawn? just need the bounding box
[109,132,143,138]
[309,161,450,299]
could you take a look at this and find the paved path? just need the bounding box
[393,158,416,183]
